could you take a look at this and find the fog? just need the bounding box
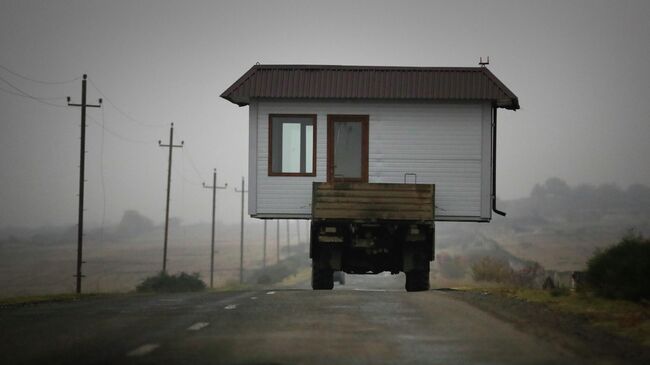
[1,0,650,229]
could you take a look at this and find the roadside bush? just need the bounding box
[471,257,512,283]
[248,255,309,285]
[136,272,206,293]
[586,231,650,301]
[549,286,571,297]
[436,253,467,279]
[510,261,544,288]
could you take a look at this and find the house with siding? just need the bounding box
[220,64,519,222]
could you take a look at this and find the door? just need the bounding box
[327,115,369,182]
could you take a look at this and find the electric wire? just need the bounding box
[0,64,81,84]
[0,74,68,107]
[0,85,66,100]
[181,174,203,186]
[87,78,167,129]
[183,146,206,182]
[87,114,158,144]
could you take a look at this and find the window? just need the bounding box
[269,114,316,176]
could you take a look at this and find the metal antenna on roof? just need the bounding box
[479,56,490,67]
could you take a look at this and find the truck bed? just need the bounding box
[312,182,435,221]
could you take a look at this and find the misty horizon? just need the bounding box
[2,1,650,228]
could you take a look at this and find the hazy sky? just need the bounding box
[1,0,649,228]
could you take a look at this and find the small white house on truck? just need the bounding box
[221,64,519,291]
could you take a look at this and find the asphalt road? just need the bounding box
[1,275,585,365]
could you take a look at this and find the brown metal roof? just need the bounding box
[220,64,519,110]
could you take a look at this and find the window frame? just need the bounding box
[327,114,369,183]
[268,114,317,177]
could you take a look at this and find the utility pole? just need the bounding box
[286,220,291,256]
[276,220,280,263]
[203,169,227,288]
[67,74,101,294]
[234,177,248,283]
[263,220,267,268]
[296,219,301,245]
[158,123,183,273]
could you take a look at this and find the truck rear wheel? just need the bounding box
[405,270,430,292]
[312,263,334,290]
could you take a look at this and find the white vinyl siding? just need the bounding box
[250,100,493,222]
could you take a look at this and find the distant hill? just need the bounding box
[499,178,650,226]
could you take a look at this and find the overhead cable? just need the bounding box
[0,64,81,84]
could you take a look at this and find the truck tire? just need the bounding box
[405,270,430,292]
[312,264,334,290]
[333,271,346,285]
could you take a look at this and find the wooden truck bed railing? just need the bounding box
[312,182,435,221]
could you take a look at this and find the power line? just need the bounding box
[183,147,206,181]
[0,85,66,100]
[87,115,158,144]
[0,64,81,85]
[180,173,203,186]
[0,74,68,107]
[87,78,167,129]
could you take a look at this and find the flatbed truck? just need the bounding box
[310,182,435,292]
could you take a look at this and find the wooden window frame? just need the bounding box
[268,114,317,177]
[327,114,369,183]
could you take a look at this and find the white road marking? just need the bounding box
[250,296,258,300]
[127,344,159,357]
[266,291,276,295]
[352,288,387,292]
[224,304,237,310]
[187,322,209,331]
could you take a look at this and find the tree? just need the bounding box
[115,210,155,239]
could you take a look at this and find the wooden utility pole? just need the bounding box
[296,219,301,245]
[67,74,101,294]
[203,169,227,288]
[263,220,267,268]
[286,220,291,256]
[234,177,248,283]
[158,123,183,273]
[276,220,280,263]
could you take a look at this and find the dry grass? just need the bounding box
[481,287,650,347]
[0,234,303,298]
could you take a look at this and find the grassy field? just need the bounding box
[480,287,650,347]
[0,233,305,298]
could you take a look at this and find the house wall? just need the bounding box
[248,100,493,222]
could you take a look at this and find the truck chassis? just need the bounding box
[309,182,435,292]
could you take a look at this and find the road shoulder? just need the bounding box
[446,289,650,365]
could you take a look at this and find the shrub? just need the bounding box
[510,261,544,288]
[550,286,571,297]
[248,255,309,285]
[436,253,467,279]
[136,272,206,293]
[471,257,512,283]
[586,230,650,301]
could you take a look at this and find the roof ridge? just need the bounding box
[221,64,520,110]
[254,64,485,71]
